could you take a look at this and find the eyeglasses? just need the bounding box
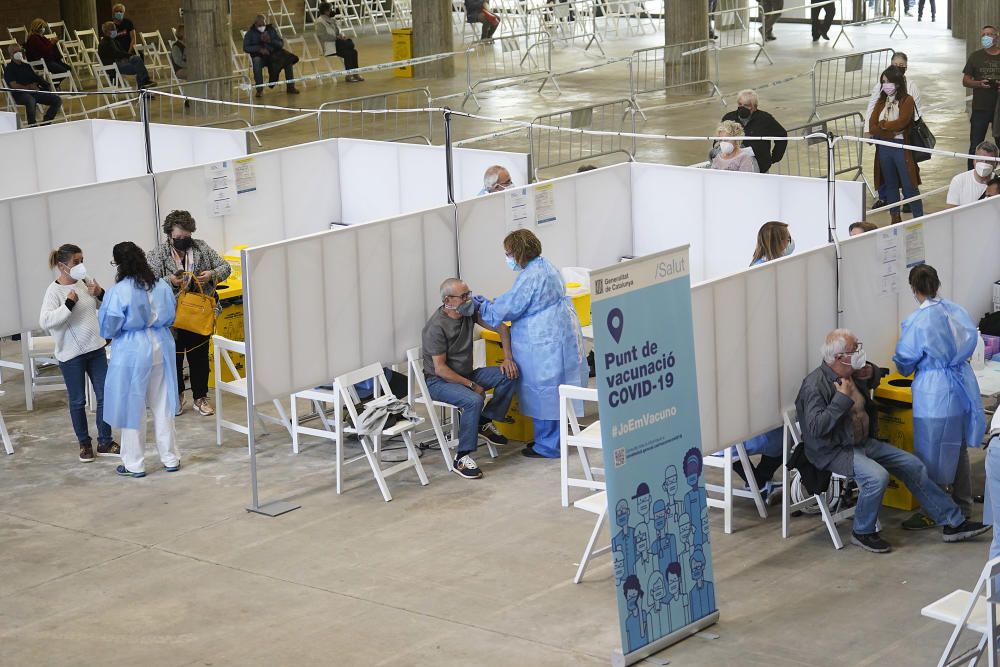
[836,342,863,357]
[109,260,117,267]
[446,291,471,300]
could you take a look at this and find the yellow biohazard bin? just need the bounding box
[874,373,919,511]
[207,278,244,388]
[479,327,533,443]
[391,28,413,78]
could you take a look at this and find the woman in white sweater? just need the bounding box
[316,2,363,82]
[39,244,118,463]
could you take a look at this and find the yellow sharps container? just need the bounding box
[478,327,533,442]
[874,373,918,511]
[207,278,244,388]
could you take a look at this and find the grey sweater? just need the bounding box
[146,239,231,300]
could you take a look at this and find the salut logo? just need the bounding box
[654,254,687,279]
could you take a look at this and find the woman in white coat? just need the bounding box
[315,2,363,82]
[98,241,180,478]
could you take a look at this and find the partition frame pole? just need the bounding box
[242,249,301,518]
[443,108,462,280]
[139,90,161,238]
[828,136,844,327]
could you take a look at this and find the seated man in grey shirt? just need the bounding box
[423,278,518,479]
[795,328,989,554]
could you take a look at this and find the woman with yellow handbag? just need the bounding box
[146,210,231,417]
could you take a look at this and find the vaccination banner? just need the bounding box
[589,246,718,665]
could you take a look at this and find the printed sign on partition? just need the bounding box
[590,246,718,664]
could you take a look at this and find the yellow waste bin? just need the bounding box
[392,28,413,78]
[874,373,919,511]
[479,328,533,443]
[565,282,591,327]
[207,279,244,388]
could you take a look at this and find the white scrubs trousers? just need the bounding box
[120,331,179,473]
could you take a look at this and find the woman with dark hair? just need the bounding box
[39,243,118,462]
[868,65,923,223]
[474,229,588,459]
[99,241,180,478]
[147,210,230,417]
[892,264,984,529]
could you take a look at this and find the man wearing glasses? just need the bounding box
[422,278,518,479]
[795,328,990,553]
[478,165,514,195]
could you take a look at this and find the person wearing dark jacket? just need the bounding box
[3,44,62,125]
[98,20,151,88]
[721,89,787,173]
[243,14,300,97]
[794,328,990,554]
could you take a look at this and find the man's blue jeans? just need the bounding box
[117,55,150,87]
[425,366,516,456]
[57,347,113,446]
[852,438,964,535]
[985,437,1000,560]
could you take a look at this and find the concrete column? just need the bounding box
[181,0,232,81]
[665,0,709,94]
[951,0,964,37]
[59,0,98,34]
[413,0,454,79]
[965,1,1000,58]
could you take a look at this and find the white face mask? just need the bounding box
[68,263,88,281]
[718,141,735,156]
[847,348,867,370]
[257,25,267,32]
[11,52,24,63]
[976,162,994,178]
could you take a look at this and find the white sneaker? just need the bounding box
[175,395,187,416]
[452,454,483,479]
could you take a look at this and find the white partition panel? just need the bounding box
[0,176,157,338]
[456,164,633,299]
[338,139,407,224]
[34,121,98,192]
[630,163,864,283]
[841,197,1000,368]
[0,112,17,133]
[692,244,838,453]
[0,130,41,199]
[243,205,458,403]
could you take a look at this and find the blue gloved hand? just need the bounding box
[472,294,488,306]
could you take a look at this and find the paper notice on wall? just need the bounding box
[234,156,257,194]
[206,160,236,217]
[876,226,901,297]
[904,222,925,268]
[534,183,557,225]
[505,187,533,232]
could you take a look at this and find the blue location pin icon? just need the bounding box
[607,308,624,344]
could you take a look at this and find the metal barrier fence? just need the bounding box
[708,1,771,65]
[830,0,906,49]
[630,40,724,117]
[529,98,637,179]
[147,75,256,136]
[770,111,867,189]
[316,87,433,143]
[463,31,556,109]
[810,47,894,121]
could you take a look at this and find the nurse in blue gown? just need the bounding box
[475,229,588,458]
[892,264,984,528]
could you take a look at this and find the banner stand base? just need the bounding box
[611,611,720,667]
[246,500,301,517]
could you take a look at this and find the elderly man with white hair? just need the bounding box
[720,89,787,173]
[794,328,990,554]
[478,165,513,195]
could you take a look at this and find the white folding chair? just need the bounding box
[45,21,69,41]
[559,384,604,507]
[303,0,321,30]
[283,35,322,85]
[781,408,857,549]
[230,36,250,78]
[74,29,100,64]
[334,0,364,36]
[58,39,93,86]
[267,0,299,36]
[0,389,13,455]
[573,490,610,583]
[390,0,412,28]
[922,555,1000,667]
[20,332,66,411]
[361,0,392,34]
[139,30,179,85]
[212,336,292,449]
[333,362,429,502]
[7,26,27,44]
[703,438,768,535]
[405,346,498,473]
[91,62,137,119]
[0,39,16,66]
[290,382,355,455]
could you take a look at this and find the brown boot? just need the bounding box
[890,210,902,224]
[286,85,300,95]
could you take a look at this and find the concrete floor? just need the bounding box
[4,6,998,666]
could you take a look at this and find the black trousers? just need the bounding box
[918,0,935,18]
[811,0,835,39]
[175,328,211,400]
[335,38,359,70]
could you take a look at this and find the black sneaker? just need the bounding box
[943,520,991,543]
[851,531,892,553]
[902,203,912,213]
[872,198,886,209]
[452,454,483,479]
[479,422,508,446]
[79,444,95,462]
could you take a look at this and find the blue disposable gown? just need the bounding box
[98,277,179,429]
[892,298,985,485]
[478,257,588,420]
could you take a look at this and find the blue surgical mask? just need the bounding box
[505,256,521,272]
[984,35,995,49]
[456,300,475,317]
[114,11,125,20]
[784,239,795,256]
[109,29,118,38]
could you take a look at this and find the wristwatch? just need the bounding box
[468,381,477,390]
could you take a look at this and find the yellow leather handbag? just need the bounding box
[174,272,216,336]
